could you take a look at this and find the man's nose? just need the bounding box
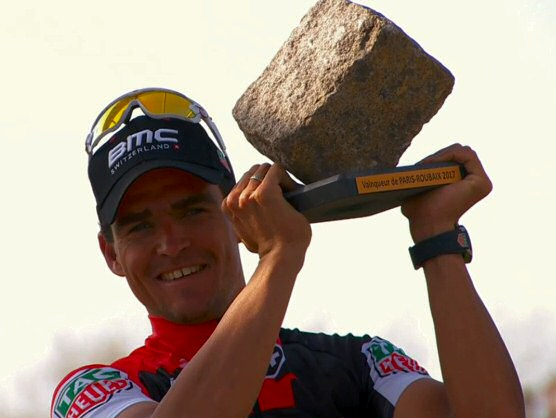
[156,221,191,257]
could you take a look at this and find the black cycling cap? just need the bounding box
[88,115,236,226]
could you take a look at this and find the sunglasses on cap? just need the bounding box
[84,87,231,166]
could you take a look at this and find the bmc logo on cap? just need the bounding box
[108,128,179,169]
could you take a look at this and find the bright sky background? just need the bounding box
[1,0,555,415]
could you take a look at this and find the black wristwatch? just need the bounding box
[409,225,472,269]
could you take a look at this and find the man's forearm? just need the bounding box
[422,254,524,418]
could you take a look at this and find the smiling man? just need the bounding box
[51,88,524,418]
[104,168,245,324]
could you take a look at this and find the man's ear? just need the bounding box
[98,232,125,277]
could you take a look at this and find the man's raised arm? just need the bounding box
[395,144,525,418]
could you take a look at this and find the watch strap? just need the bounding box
[409,225,472,269]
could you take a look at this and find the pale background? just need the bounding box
[0,0,554,416]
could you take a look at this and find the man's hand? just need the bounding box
[222,163,312,258]
[402,143,493,243]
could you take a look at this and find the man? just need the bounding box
[51,88,524,418]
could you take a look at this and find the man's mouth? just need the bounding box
[159,265,205,281]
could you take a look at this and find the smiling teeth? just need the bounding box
[161,266,203,281]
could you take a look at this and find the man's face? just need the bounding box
[99,168,245,324]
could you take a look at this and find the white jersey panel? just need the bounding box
[361,337,431,405]
[51,366,155,418]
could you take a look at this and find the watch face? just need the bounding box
[457,232,468,248]
[457,226,473,263]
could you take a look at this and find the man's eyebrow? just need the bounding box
[114,209,151,230]
[171,192,220,210]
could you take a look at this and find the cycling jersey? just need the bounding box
[51,316,430,418]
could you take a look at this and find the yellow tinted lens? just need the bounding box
[137,91,197,119]
[93,97,133,139]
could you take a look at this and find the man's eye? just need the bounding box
[185,207,206,216]
[128,222,151,234]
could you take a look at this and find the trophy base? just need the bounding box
[285,162,465,223]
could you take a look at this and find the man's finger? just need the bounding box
[263,164,302,193]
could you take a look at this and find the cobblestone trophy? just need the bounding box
[233,0,462,222]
